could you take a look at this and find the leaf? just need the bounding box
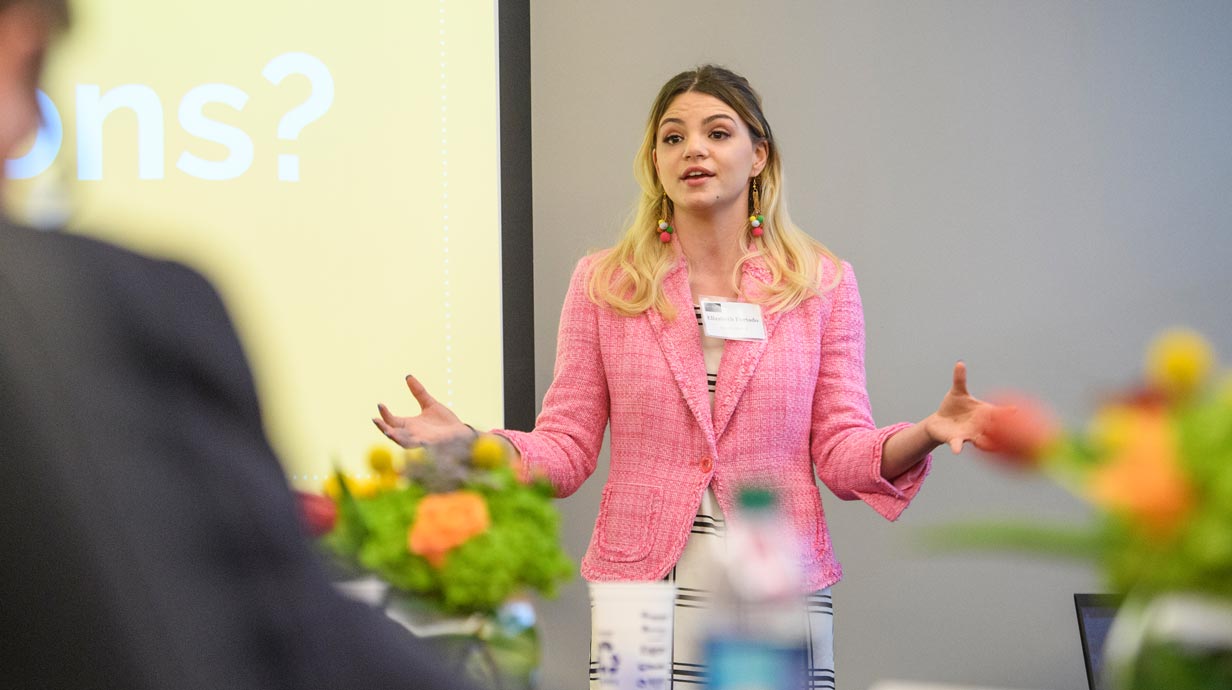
[329,467,368,557]
[920,520,1104,560]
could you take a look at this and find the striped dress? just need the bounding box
[589,305,836,690]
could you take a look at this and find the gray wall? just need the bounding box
[527,2,1232,689]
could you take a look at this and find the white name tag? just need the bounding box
[698,297,766,341]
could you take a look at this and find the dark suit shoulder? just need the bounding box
[1,221,263,426]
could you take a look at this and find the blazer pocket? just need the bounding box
[596,483,661,562]
[776,483,825,564]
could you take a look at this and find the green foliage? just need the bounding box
[354,487,434,592]
[320,468,367,558]
[1113,401,1232,600]
[1127,641,1232,688]
[434,474,573,612]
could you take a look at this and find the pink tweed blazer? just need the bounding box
[496,250,931,591]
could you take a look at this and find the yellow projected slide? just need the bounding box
[4,0,505,485]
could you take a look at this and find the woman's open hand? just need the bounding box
[925,361,1001,454]
[373,375,471,447]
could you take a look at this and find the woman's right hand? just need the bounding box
[373,374,471,447]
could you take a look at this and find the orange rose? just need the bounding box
[408,491,491,567]
[979,394,1061,468]
[1086,409,1193,540]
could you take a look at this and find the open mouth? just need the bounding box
[681,167,714,183]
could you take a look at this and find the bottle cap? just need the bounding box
[737,486,776,511]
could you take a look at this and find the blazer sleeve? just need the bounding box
[493,255,610,497]
[810,261,931,521]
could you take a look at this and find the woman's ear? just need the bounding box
[751,139,769,177]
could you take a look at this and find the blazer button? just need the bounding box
[700,456,714,473]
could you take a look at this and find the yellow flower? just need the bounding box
[368,445,396,475]
[408,491,491,568]
[323,473,380,499]
[471,434,507,469]
[376,472,402,492]
[1085,410,1193,540]
[1146,328,1215,399]
[322,473,344,499]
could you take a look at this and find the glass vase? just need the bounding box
[335,576,540,690]
[1103,592,1232,690]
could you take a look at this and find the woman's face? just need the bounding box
[652,91,767,219]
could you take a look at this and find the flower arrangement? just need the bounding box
[300,434,574,616]
[947,328,1232,599]
[936,328,1232,688]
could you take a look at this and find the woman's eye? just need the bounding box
[710,130,730,140]
[662,133,683,145]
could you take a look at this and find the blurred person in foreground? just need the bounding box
[0,1,472,688]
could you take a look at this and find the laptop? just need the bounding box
[1074,593,1123,690]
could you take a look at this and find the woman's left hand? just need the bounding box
[925,361,1001,454]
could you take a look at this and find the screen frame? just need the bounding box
[1074,592,1123,690]
[498,0,535,431]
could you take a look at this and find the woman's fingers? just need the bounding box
[374,405,415,446]
[373,414,416,447]
[372,414,399,438]
[372,414,392,434]
[405,374,439,410]
[372,417,395,441]
[377,403,402,426]
[373,375,457,448]
[950,361,969,397]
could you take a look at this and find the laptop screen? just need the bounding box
[1074,593,1123,690]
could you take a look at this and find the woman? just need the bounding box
[375,65,998,689]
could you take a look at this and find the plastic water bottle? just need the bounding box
[704,486,808,690]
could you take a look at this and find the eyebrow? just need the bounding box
[658,113,738,130]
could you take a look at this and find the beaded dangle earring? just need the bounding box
[749,178,765,238]
[657,194,675,243]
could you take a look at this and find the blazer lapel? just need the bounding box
[646,255,715,440]
[712,256,784,439]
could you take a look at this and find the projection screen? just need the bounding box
[3,0,534,486]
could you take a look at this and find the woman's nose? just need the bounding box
[683,135,708,160]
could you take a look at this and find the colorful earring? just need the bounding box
[658,194,675,243]
[749,179,765,238]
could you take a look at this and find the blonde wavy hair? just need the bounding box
[588,65,842,319]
